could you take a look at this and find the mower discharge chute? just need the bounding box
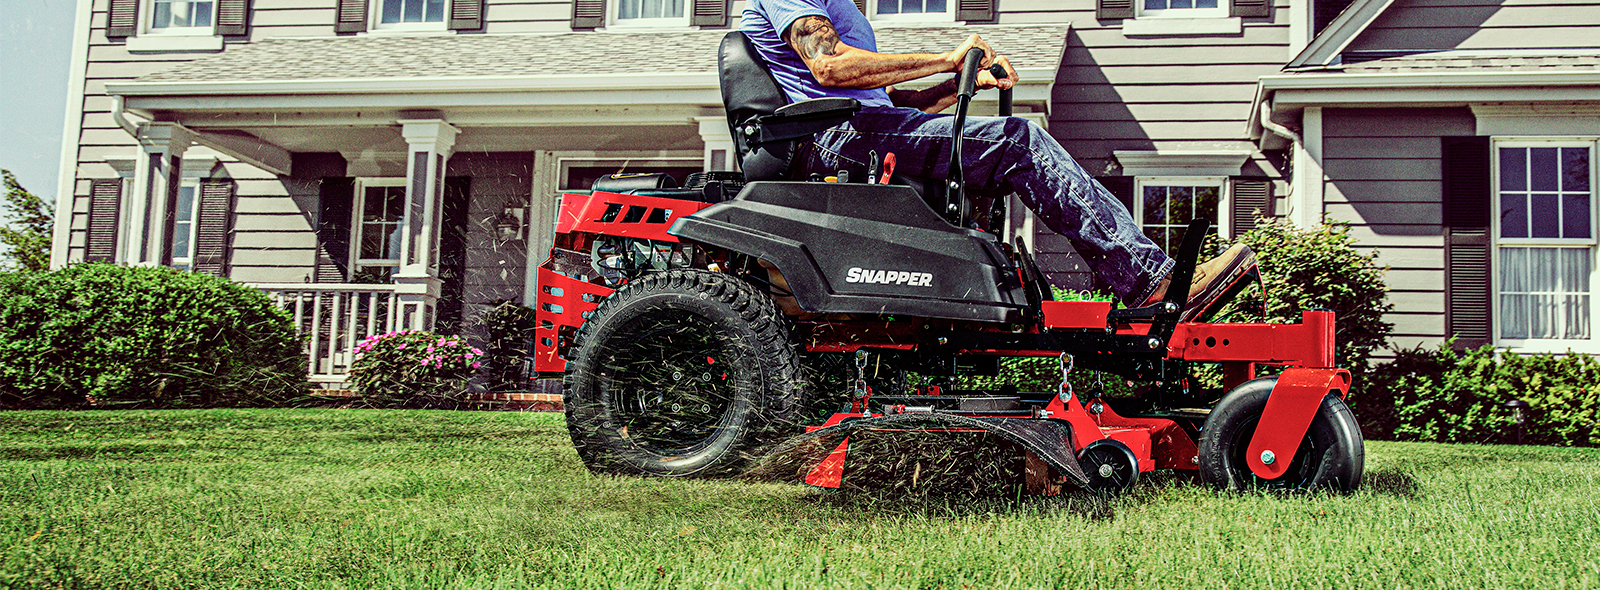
[533,33,1364,495]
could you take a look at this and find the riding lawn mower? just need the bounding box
[530,32,1365,496]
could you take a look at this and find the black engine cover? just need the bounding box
[669,181,1027,323]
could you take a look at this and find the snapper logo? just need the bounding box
[844,267,935,287]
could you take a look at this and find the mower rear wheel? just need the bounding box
[1197,376,1364,492]
[564,269,804,477]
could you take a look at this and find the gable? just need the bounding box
[1346,0,1600,54]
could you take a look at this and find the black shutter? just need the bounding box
[1230,179,1272,238]
[1443,136,1492,350]
[572,0,605,29]
[1099,175,1135,215]
[107,0,139,37]
[192,180,235,277]
[691,0,727,27]
[1231,0,1271,18]
[86,179,123,263]
[1097,0,1134,20]
[955,0,995,22]
[1314,0,1356,36]
[216,0,249,35]
[854,0,867,14]
[449,0,484,30]
[335,0,368,33]
[315,178,356,282]
[435,177,470,334]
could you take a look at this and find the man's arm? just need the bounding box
[785,15,982,89]
[886,56,1018,113]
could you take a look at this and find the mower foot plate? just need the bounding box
[752,414,1090,488]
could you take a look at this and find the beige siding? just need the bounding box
[1320,107,1475,347]
[1349,0,1600,52]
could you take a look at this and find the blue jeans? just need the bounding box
[802,106,1174,306]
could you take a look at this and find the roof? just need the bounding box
[134,25,1074,84]
[1337,50,1600,74]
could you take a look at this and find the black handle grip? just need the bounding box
[993,62,1013,117]
[957,47,984,98]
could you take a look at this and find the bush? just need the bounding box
[1229,217,1394,380]
[347,330,482,408]
[476,300,534,391]
[1360,342,1600,447]
[0,264,306,409]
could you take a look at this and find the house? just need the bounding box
[49,0,1600,386]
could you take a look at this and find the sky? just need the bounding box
[1,0,78,210]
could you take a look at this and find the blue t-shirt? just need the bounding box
[740,0,893,108]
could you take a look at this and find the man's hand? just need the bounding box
[946,34,996,72]
[976,56,1019,91]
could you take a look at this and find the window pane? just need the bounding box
[425,0,445,22]
[1145,0,1164,9]
[1195,0,1217,6]
[404,0,424,22]
[880,0,900,14]
[1531,147,1560,192]
[1564,147,1591,192]
[1170,0,1193,7]
[1195,186,1219,222]
[195,1,212,26]
[381,0,402,22]
[1501,247,1527,292]
[1143,187,1166,225]
[1564,193,1591,239]
[926,0,946,12]
[1500,246,1592,341]
[1531,193,1561,238]
[1500,147,1526,192]
[1143,227,1167,251]
[1563,247,1591,293]
[1169,186,1193,222]
[1501,193,1528,238]
[153,1,173,27]
[619,0,639,18]
[642,0,661,18]
[667,0,685,17]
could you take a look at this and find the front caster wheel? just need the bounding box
[563,269,803,477]
[1197,376,1364,492]
[1078,439,1139,495]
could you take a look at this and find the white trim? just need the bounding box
[1473,104,1600,137]
[125,34,223,52]
[1113,150,1250,177]
[1285,0,1396,70]
[168,179,201,270]
[608,0,691,28]
[1490,138,1600,354]
[1261,70,1600,93]
[142,0,218,35]
[52,0,96,270]
[370,0,450,32]
[1287,0,1310,56]
[352,177,408,282]
[1288,106,1323,228]
[1123,17,1240,36]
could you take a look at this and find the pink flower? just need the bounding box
[397,344,407,350]
[471,361,481,369]
[471,348,483,355]
[446,341,457,347]
[418,359,429,365]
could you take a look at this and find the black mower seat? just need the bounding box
[719,31,860,182]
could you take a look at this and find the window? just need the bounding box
[168,182,200,270]
[1140,0,1225,17]
[375,0,446,30]
[1135,179,1222,252]
[869,0,953,23]
[611,0,689,27]
[148,0,213,33]
[1494,142,1597,346]
[353,180,407,283]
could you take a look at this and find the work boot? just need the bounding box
[1143,243,1259,322]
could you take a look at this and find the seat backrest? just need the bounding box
[718,31,797,181]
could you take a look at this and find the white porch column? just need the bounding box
[697,117,737,171]
[394,118,459,331]
[126,123,192,265]
[1289,107,1325,228]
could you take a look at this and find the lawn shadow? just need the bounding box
[1361,467,1422,499]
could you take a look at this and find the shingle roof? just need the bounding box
[136,25,1072,83]
[1338,50,1600,74]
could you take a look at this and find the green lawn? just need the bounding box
[1,409,1596,589]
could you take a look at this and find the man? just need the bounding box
[741,0,1256,320]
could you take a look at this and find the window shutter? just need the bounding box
[1231,0,1271,18]
[107,0,139,37]
[691,0,727,27]
[449,0,484,30]
[315,178,356,282]
[1314,0,1356,36]
[86,179,123,263]
[572,0,605,29]
[854,0,867,14]
[1099,176,1135,214]
[1230,179,1272,238]
[335,0,368,33]
[1443,136,1492,349]
[215,0,250,35]
[1097,0,1134,20]
[191,180,235,277]
[955,0,995,22]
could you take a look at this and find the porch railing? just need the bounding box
[254,284,404,385]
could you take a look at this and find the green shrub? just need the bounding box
[476,300,534,391]
[0,263,306,408]
[1361,343,1600,447]
[348,330,482,408]
[1229,217,1394,379]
